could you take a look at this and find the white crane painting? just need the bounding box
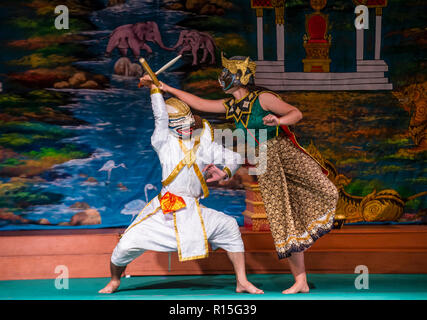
[98,160,127,182]
[120,184,158,221]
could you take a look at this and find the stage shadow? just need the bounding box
[115,276,314,293]
[116,277,264,293]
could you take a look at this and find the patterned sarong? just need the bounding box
[257,134,339,259]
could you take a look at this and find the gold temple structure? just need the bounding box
[250,0,392,91]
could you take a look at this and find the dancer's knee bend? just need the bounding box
[210,216,244,252]
[224,214,239,229]
[222,215,241,237]
[110,240,145,267]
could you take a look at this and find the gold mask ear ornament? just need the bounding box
[220,53,256,86]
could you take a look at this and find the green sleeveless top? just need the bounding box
[223,90,281,147]
[222,90,331,176]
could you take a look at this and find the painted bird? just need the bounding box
[98,160,127,182]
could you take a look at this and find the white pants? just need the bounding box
[111,205,244,266]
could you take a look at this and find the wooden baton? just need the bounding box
[139,58,160,87]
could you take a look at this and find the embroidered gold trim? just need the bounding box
[202,119,214,142]
[123,197,155,232]
[174,199,209,261]
[196,198,209,256]
[223,166,232,179]
[173,211,183,260]
[161,120,212,195]
[150,87,162,95]
[123,204,161,235]
[162,160,186,187]
[193,162,209,198]
[223,91,261,128]
[161,137,201,186]
[275,208,335,248]
[177,138,209,198]
[235,91,251,104]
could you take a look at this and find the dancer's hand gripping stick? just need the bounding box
[138,58,160,88]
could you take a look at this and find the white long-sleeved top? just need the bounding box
[150,92,242,199]
[118,93,243,261]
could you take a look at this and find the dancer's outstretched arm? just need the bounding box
[149,86,169,152]
[162,82,226,113]
[140,75,226,113]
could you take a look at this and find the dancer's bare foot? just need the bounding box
[99,280,120,294]
[236,280,264,294]
[282,281,309,294]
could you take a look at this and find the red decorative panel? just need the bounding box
[308,15,327,40]
[311,65,324,72]
[353,0,387,7]
[251,0,273,8]
[366,0,387,6]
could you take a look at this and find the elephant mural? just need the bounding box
[171,30,216,65]
[105,21,173,59]
[113,57,143,77]
[132,21,172,53]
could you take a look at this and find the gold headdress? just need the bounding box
[221,53,257,86]
[165,97,192,119]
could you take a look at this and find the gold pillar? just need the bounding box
[273,0,285,61]
[274,1,284,25]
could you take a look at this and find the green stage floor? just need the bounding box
[1,274,427,300]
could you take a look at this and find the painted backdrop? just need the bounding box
[0,0,425,230]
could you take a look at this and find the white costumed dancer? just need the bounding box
[99,82,263,294]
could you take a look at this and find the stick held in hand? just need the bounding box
[139,58,160,87]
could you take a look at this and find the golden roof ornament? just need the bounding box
[310,0,327,12]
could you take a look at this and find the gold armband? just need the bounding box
[150,87,162,95]
[223,167,232,179]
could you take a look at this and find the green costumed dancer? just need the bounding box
[139,54,339,294]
